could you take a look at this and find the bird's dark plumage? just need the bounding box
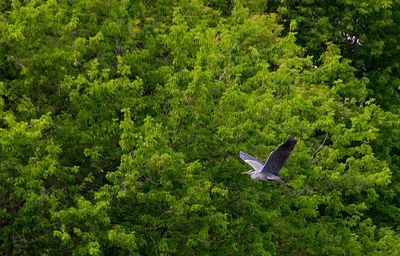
[261,136,297,176]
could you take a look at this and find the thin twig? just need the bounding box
[149,234,158,256]
[143,175,159,186]
[159,210,175,218]
[312,133,329,157]
[218,70,226,81]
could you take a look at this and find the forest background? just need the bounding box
[1,0,400,255]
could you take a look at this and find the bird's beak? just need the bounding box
[241,170,251,174]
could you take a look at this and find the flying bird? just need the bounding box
[240,136,297,189]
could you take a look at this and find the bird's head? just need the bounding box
[241,170,253,175]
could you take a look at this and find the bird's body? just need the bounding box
[240,136,297,189]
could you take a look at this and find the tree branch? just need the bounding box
[312,133,328,157]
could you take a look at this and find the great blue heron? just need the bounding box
[240,137,297,189]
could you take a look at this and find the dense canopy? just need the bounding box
[1,0,399,255]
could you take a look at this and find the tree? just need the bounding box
[1,0,399,255]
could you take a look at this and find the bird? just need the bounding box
[240,136,297,189]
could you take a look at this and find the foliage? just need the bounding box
[1,0,399,255]
[242,0,400,112]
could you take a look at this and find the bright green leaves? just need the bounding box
[1,0,399,255]
[114,107,225,254]
[107,225,137,252]
[316,44,368,101]
[165,13,193,69]
[52,197,110,255]
[0,112,60,254]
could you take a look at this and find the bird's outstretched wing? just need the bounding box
[239,151,264,172]
[261,136,297,176]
